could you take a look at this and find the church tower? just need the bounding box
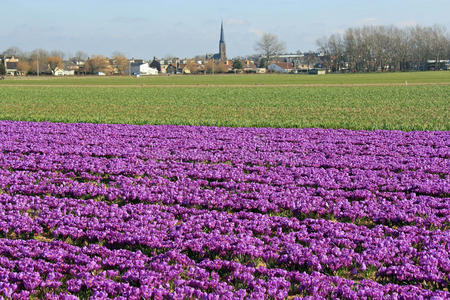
[219,21,226,61]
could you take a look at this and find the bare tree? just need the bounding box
[2,46,23,57]
[16,60,31,75]
[50,50,65,60]
[72,51,88,62]
[204,61,215,74]
[255,33,285,67]
[429,25,448,70]
[446,32,450,59]
[204,61,228,74]
[46,56,64,74]
[112,55,129,75]
[85,55,112,74]
[304,52,317,70]
[185,60,199,74]
[318,24,450,72]
[317,34,344,72]
[30,49,49,75]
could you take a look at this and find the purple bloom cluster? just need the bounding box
[0,121,448,299]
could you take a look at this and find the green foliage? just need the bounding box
[258,58,268,68]
[0,62,5,75]
[232,59,243,70]
[0,71,449,86]
[0,84,448,131]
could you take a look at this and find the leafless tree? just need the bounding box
[317,34,344,71]
[185,60,199,74]
[85,55,112,74]
[16,60,31,75]
[46,56,64,74]
[255,33,286,66]
[30,49,49,74]
[112,54,129,75]
[72,51,88,62]
[318,24,449,72]
[204,61,228,74]
[429,25,448,70]
[50,50,65,60]
[2,46,23,57]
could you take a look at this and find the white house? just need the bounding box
[54,68,75,76]
[267,62,294,73]
[130,63,158,75]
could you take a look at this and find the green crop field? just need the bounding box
[1,71,449,86]
[0,77,449,130]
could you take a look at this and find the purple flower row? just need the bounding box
[0,238,448,299]
[0,121,448,298]
[1,166,447,229]
[1,193,449,288]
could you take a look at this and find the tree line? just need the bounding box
[316,24,450,72]
[0,48,132,75]
[3,24,449,75]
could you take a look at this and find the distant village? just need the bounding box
[0,53,335,77]
[0,23,329,77]
[1,23,449,77]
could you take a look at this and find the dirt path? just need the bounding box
[0,82,449,88]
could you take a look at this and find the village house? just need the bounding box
[182,60,202,74]
[3,56,19,76]
[54,67,75,76]
[267,62,294,73]
[158,59,183,74]
[165,64,177,75]
[242,60,258,73]
[68,60,86,75]
[296,62,315,73]
[130,62,158,76]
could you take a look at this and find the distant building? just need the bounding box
[296,63,314,72]
[207,22,227,61]
[426,59,450,71]
[218,21,226,61]
[240,60,258,73]
[3,56,19,76]
[54,68,75,76]
[149,58,161,72]
[129,58,144,64]
[308,69,326,75]
[130,62,158,75]
[267,62,294,73]
[165,64,177,74]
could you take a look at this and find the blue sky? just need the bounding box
[1,0,449,59]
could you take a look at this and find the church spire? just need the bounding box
[220,21,224,43]
[219,21,226,61]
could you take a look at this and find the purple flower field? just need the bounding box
[0,120,448,299]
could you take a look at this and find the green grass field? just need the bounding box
[1,71,450,86]
[0,76,448,130]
